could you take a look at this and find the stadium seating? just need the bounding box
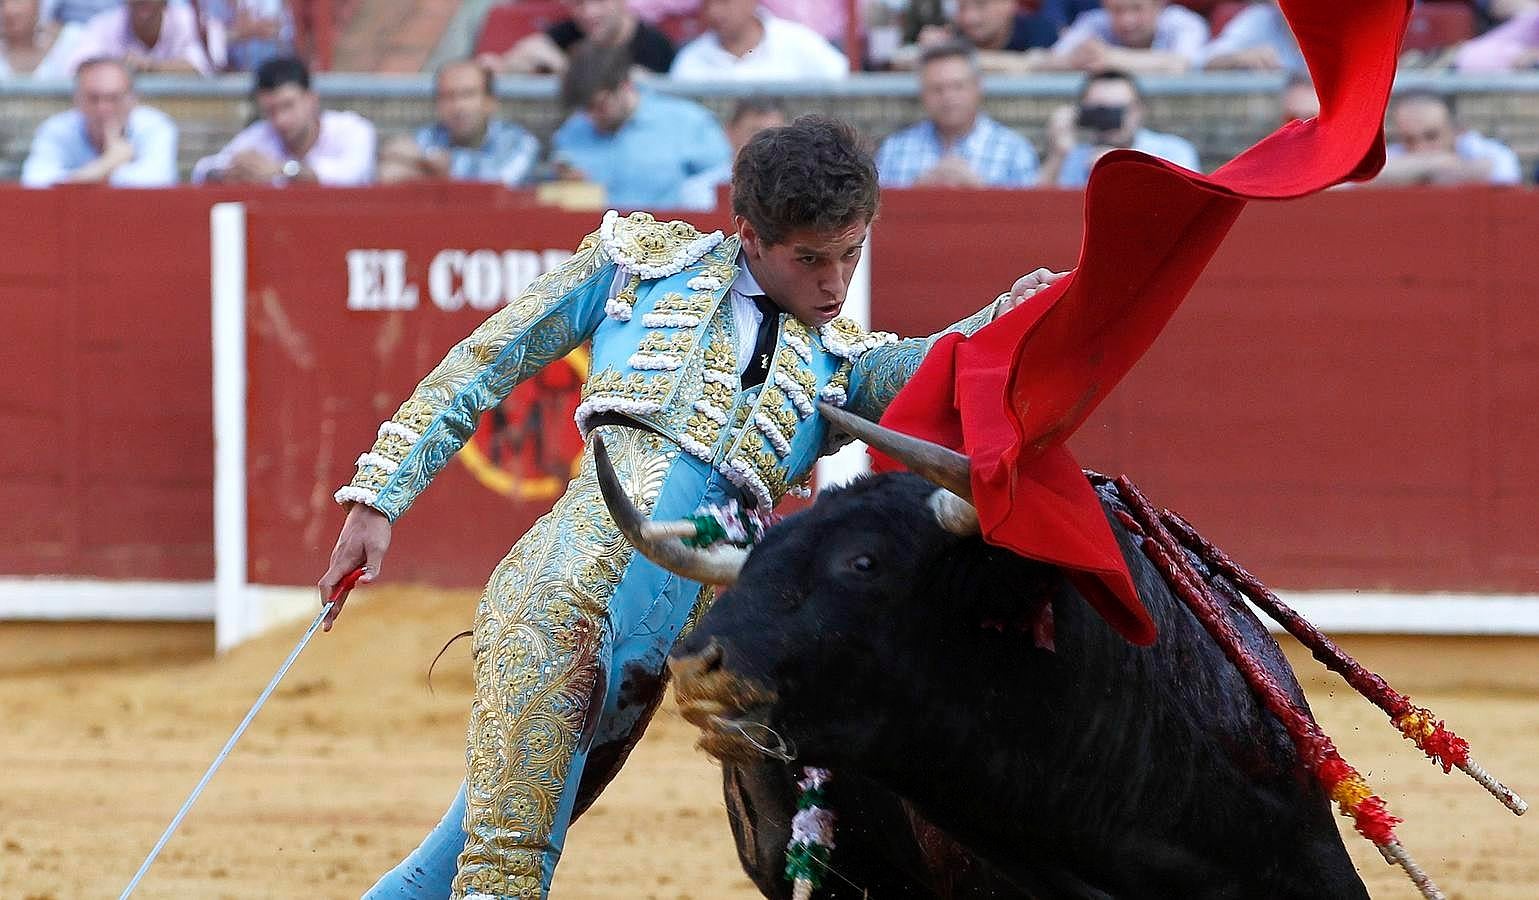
[475,0,570,56]
[1402,1,1476,52]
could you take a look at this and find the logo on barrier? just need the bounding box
[457,348,590,502]
[347,248,573,311]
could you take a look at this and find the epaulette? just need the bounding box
[598,210,724,280]
[818,316,899,362]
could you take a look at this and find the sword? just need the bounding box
[118,566,367,899]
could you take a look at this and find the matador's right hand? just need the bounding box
[318,504,392,632]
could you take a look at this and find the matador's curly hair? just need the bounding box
[731,114,879,246]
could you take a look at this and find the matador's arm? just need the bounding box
[334,231,617,522]
[842,294,1007,424]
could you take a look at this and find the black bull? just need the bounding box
[593,439,1368,899]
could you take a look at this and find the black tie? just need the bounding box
[741,296,780,389]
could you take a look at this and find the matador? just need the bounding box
[319,116,1058,899]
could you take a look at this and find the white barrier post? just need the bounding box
[211,203,248,653]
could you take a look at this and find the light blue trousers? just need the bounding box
[365,428,730,898]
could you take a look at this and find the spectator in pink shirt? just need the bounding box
[61,0,225,76]
[1455,9,1539,73]
[193,56,376,185]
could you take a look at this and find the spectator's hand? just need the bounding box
[552,159,588,182]
[916,24,951,48]
[317,503,391,632]
[997,268,1069,317]
[476,51,509,73]
[421,149,452,178]
[917,155,983,187]
[101,123,135,167]
[227,148,283,183]
[1046,104,1078,159]
[1066,37,1110,72]
[1204,46,1282,71]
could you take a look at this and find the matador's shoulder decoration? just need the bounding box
[816,315,899,362]
[598,210,724,281]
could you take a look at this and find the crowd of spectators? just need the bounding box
[3,0,1538,190]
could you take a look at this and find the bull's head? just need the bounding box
[594,406,989,767]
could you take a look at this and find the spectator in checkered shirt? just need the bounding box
[874,40,1039,188]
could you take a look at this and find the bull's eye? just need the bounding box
[847,554,876,574]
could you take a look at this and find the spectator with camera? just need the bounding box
[876,40,1039,187]
[1040,68,1199,188]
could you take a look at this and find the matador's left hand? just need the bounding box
[996,267,1070,319]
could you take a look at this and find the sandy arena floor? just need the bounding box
[1,586,1534,899]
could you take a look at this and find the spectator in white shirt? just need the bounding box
[60,0,225,76]
[1372,91,1523,187]
[669,0,847,81]
[193,55,376,185]
[21,56,177,186]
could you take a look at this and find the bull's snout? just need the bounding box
[668,638,781,762]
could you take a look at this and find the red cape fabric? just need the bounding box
[874,0,1413,646]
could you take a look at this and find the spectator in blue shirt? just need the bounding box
[378,59,540,187]
[21,56,177,187]
[876,41,1038,188]
[1040,68,1199,188]
[550,41,730,210]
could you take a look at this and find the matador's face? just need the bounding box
[736,217,868,328]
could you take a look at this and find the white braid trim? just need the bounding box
[641,312,702,329]
[703,369,737,388]
[679,434,716,463]
[783,331,814,365]
[754,411,792,457]
[723,456,774,510]
[687,275,725,291]
[818,384,848,407]
[600,210,724,280]
[355,452,399,474]
[774,371,815,418]
[627,352,684,371]
[573,397,663,435]
[604,295,634,322]
[333,485,379,507]
[692,399,729,425]
[819,322,898,361]
[378,421,421,445]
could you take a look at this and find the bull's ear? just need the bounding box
[927,489,979,536]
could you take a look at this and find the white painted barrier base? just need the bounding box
[4,578,1539,638]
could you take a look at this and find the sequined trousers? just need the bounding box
[365,426,725,899]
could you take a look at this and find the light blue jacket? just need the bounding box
[338,211,997,518]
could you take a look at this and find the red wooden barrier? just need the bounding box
[0,185,1534,598]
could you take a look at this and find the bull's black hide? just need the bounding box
[672,473,1367,899]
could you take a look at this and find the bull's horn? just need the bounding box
[816,402,974,501]
[927,489,981,536]
[593,436,747,586]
